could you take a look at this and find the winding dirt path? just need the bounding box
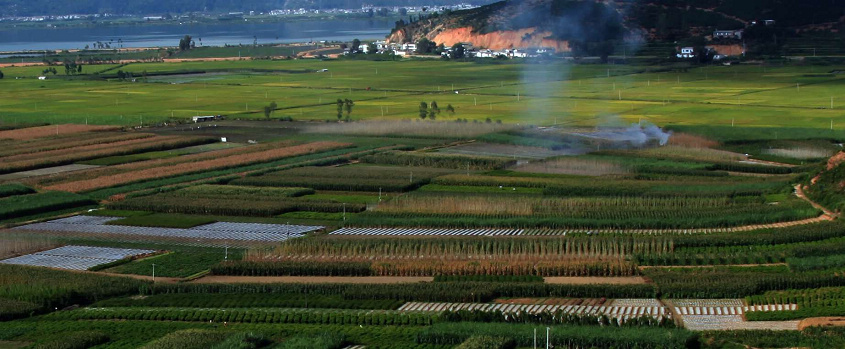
[795,184,837,218]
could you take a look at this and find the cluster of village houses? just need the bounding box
[676,20,775,60]
[348,41,555,59]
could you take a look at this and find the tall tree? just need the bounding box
[446,104,455,115]
[351,39,361,54]
[0,70,4,79]
[450,43,465,59]
[429,100,439,119]
[419,101,428,119]
[344,99,354,121]
[179,35,192,51]
[336,99,344,120]
[263,101,278,118]
[416,38,436,54]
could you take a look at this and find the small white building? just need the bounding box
[37,76,46,80]
[676,47,695,59]
[474,49,495,58]
[192,115,218,123]
[401,43,417,51]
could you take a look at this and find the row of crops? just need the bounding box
[0,132,216,175]
[0,264,146,318]
[108,184,363,217]
[49,307,440,326]
[145,282,657,303]
[231,165,456,192]
[84,143,396,200]
[95,293,403,310]
[349,204,818,229]
[211,258,638,277]
[0,190,96,222]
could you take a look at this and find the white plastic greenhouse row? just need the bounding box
[674,304,797,315]
[398,302,670,317]
[330,227,524,236]
[14,216,322,242]
[0,254,113,270]
[35,245,154,260]
[0,245,155,271]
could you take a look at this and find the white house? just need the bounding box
[401,43,417,51]
[37,76,46,80]
[676,47,695,59]
[474,49,495,58]
[508,49,528,58]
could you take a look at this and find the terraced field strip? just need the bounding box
[0,245,154,271]
[522,214,831,235]
[0,164,101,181]
[13,215,322,243]
[330,227,524,236]
[397,301,671,322]
[668,299,801,331]
[673,304,797,315]
[191,276,434,284]
[681,315,800,331]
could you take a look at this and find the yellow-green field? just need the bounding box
[1,59,844,129]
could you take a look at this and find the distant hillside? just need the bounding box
[388,0,844,53]
[0,0,496,17]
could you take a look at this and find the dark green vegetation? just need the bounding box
[0,264,145,315]
[106,247,240,278]
[0,183,35,198]
[417,322,695,349]
[0,191,96,222]
[231,165,456,192]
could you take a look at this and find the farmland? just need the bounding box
[2,57,845,348]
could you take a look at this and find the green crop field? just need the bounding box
[4,55,845,348]
[1,60,843,130]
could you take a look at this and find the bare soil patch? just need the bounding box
[192,276,434,284]
[799,317,845,330]
[0,341,32,349]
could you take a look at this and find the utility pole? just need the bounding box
[342,203,346,222]
[546,327,550,349]
[152,263,156,283]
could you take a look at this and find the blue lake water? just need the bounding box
[0,19,394,51]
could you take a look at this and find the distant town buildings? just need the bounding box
[713,29,743,40]
[345,40,555,59]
